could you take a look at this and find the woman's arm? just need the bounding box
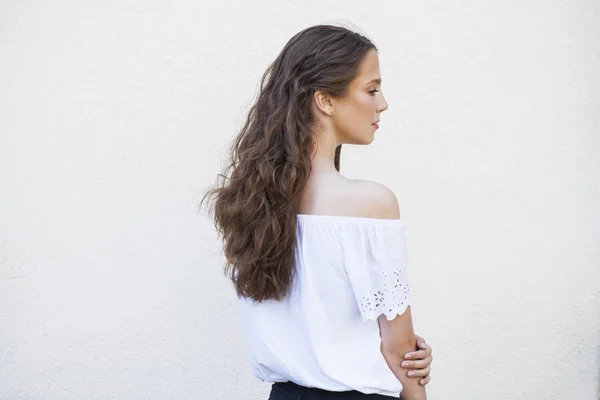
[361,182,428,399]
[403,335,433,386]
[378,307,427,400]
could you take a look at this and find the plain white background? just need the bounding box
[1,1,599,399]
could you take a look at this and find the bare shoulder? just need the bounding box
[348,179,400,220]
[298,174,400,219]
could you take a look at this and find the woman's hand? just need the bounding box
[401,334,433,386]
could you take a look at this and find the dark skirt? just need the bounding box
[268,381,398,400]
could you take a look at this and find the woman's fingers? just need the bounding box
[405,363,431,378]
[409,334,433,385]
[404,348,430,360]
[401,358,431,371]
[405,341,432,360]
[418,340,431,352]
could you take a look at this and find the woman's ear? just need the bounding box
[313,90,334,116]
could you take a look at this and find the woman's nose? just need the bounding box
[378,97,388,113]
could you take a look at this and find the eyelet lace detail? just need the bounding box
[357,267,411,321]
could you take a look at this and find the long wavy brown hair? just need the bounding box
[201,25,376,302]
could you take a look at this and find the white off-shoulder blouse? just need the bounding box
[237,214,412,398]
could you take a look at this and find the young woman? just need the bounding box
[203,25,432,400]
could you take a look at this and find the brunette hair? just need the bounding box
[201,24,376,302]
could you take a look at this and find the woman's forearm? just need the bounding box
[381,343,427,400]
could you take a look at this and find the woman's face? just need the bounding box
[331,49,389,145]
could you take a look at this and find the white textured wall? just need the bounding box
[1,1,599,399]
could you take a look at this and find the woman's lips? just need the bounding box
[372,123,379,129]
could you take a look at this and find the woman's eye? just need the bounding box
[369,89,379,95]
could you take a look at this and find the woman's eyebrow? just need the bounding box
[366,78,381,85]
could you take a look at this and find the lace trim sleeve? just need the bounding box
[343,222,412,322]
[356,267,411,321]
